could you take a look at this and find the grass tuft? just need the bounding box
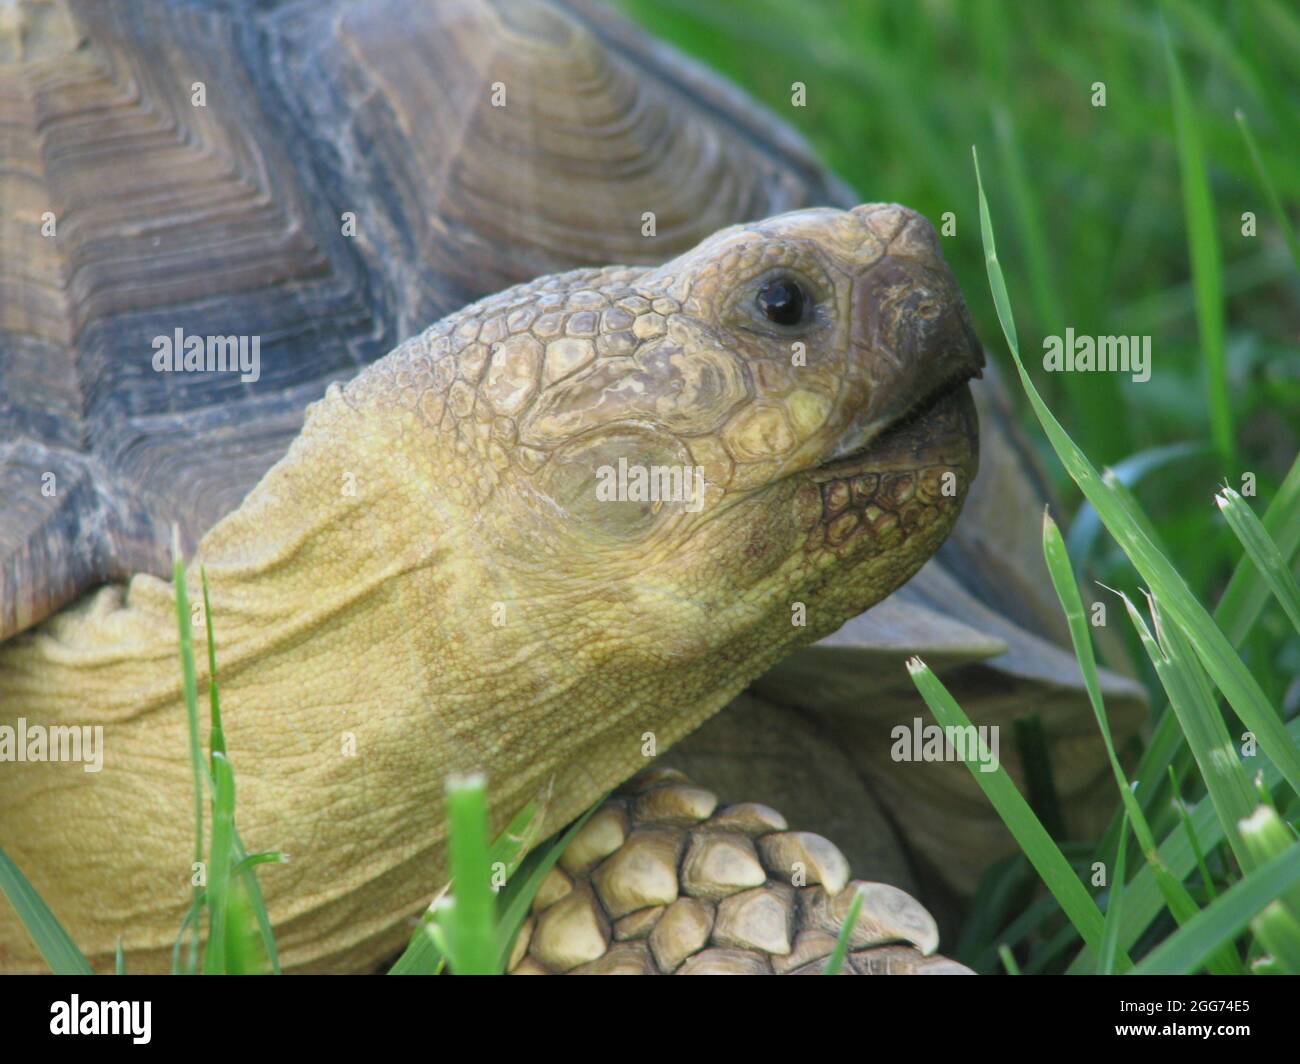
[963,145,1300,974]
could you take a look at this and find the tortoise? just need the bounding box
[0,0,1145,973]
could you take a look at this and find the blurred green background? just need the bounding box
[620,0,1300,708]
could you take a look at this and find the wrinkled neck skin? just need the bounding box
[0,337,946,973]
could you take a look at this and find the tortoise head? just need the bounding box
[441,203,983,653]
[342,205,982,659]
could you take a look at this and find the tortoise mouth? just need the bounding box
[809,382,978,549]
[812,373,978,482]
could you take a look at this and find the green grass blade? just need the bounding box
[222,873,272,974]
[1216,486,1300,634]
[1162,8,1233,466]
[1103,471,1173,555]
[491,800,545,881]
[202,752,236,974]
[168,561,280,974]
[170,896,203,975]
[1125,712,1188,824]
[496,801,602,971]
[1235,108,1300,270]
[1243,802,1300,971]
[1170,766,1218,902]
[906,656,1125,967]
[1122,597,1250,972]
[1131,842,1300,974]
[1065,443,1206,569]
[822,886,864,974]
[973,145,1020,354]
[423,914,452,965]
[1120,590,1256,870]
[973,146,1300,798]
[998,944,1021,975]
[1216,454,1300,645]
[436,774,496,974]
[115,938,125,975]
[231,850,287,877]
[388,908,448,976]
[0,845,93,974]
[389,799,540,975]
[1239,806,1300,906]
[1252,901,1300,972]
[1098,813,1129,975]
[200,567,226,764]
[230,830,281,974]
[1043,514,1218,965]
[1042,513,1158,855]
[171,528,206,973]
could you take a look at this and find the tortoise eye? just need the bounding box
[756,276,808,326]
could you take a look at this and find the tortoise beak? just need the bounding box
[825,208,984,464]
